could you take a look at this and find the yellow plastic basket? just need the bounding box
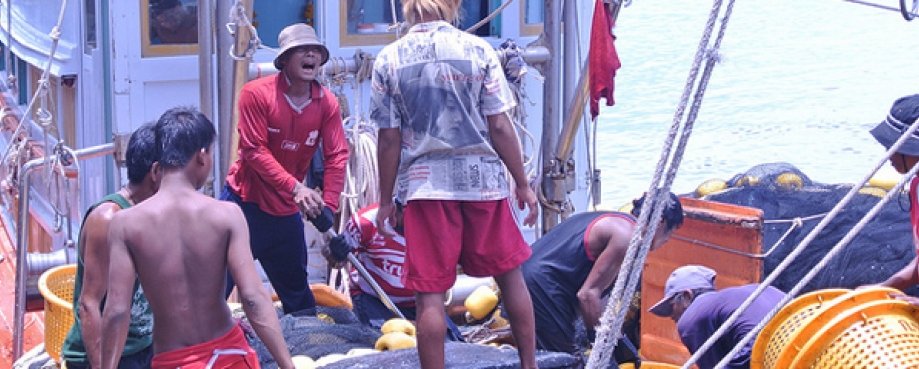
[38,264,77,364]
[751,288,847,369]
[793,298,919,368]
[752,286,919,369]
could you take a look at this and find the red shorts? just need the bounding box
[403,199,532,292]
[151,324,259,369]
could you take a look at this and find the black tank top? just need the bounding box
[521,211,636,333]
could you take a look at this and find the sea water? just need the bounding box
[596,0,919,207]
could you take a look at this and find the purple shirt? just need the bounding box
[677,284,786,369]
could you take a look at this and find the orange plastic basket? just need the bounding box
[751,288,847,369]
[793,298,919,368]
[38,264,77,364]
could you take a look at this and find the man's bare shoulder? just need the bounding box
[83,201,124,226]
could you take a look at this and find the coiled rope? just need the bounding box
[587,0,734,366]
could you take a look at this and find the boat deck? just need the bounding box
[0,217,45,367]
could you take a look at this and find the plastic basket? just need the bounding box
[751,288,847,369]
[38,264,77,363]
[794,299,919,368]
[752,287,919,369]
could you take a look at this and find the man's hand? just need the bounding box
[515,184,538,227]
[293,182,324,219]
[307,206,335,233]
[325,234,351,265]
[376,201,398,238]
[891,293,919,307]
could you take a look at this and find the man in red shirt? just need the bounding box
[328,202,463,341]
[221,23,349,315]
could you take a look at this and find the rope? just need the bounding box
[465,0,515,33]
[586,0,732,366]
[227,0,264,61]
[0,0,69,167]
[4,0,13,94]
[701,102,919,369]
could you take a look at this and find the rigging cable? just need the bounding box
[465,0,515,33]
[710,116,919,368]
[0,0,69,168]
[586,0,734,366]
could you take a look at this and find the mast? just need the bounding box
[540,0,563,231]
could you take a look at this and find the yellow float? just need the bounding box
[375,331,418,351]
[465,285,500,320]
[695,179,728,197]
[775,173,803,190]
[381,318,416,336]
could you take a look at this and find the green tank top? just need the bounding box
[61,193,154,364]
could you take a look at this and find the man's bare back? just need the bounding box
[109,188,249,352]
[101,106,292,369]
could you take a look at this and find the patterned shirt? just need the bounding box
[371,20,516,202]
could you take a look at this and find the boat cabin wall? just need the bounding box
[0,0,599,251]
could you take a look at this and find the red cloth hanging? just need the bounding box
[589,0,621,120]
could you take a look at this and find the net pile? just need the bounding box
[698,162,917,295]
[318,342,578,369]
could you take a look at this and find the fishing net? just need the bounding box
[316,342,579,369]
[696,162,917,296]
[242,306,381,366]
[241,305,579,368]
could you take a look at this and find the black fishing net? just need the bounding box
[316,342,579,369]
[697,162,918,296]
[243,306,381,367]
[242,305,579,368]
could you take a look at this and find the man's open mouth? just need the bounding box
[302,62,317,71]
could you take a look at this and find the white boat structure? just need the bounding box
[2,0,610,365]
[5,0,919,368]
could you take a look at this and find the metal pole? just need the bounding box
[348,253,406,320]
[197,0,215,134]
[540,0,563,232]
[215,0,249,190]
[198,0,217,196]
[13,143,116,361]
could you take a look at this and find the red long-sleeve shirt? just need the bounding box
[225,74,349,216]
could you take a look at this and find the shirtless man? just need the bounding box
[101,107,294,369]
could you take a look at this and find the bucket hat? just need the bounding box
[870,94,919,156]
[649,265,716,317]
[274,23,329,70]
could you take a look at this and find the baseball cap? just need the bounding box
[648,265,717,317]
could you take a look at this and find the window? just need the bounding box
[142,0,198,57]
[340,0,498,46]
[84,0,97,52]
[521,0,543,35]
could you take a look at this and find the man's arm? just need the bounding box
[318,96,349,212]
[486,112,537,226]
[577,231,628,334]
[376,127,401,237]
[224,204,294,369]
[100,215,137,369]
[236,86,300,194]
[878,256,919,291]
[76,204,119,369]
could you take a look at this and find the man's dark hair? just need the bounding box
[631,191,685,232]
[154,106,216,168]
[126,122,158,184]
